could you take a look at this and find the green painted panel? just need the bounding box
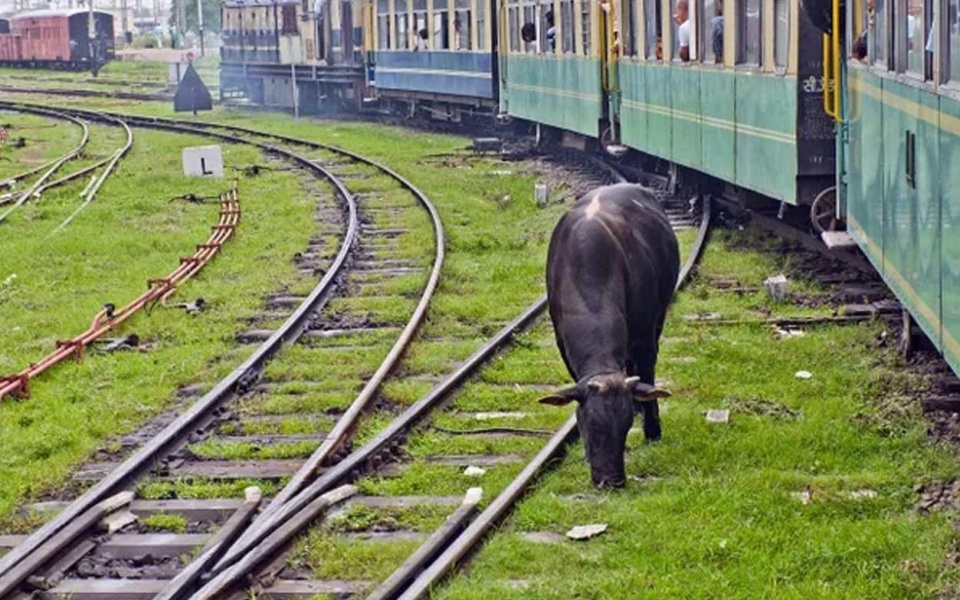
[699,69,735,180]
[734,74,797,202]
[502,55,602,138]
[939,94,960,373]
[619,62,649,153]
[914,87,942,351]
[670,67,702,169]
[848,70,886,272]
[644,64,674,158]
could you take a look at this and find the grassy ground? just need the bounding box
[0,112,84,179]
[1,88,958,597]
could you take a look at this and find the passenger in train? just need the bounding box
[545,10,557,51]
[414,27,428,50]
[521,22,538,52]
[674,0,690,61]
[711,0,723,61]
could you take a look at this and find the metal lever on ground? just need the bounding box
[0,491,134,598]
[154,486,263,600]
[395,417,580,600]
[188,485,358,600]
[365,488,484,600]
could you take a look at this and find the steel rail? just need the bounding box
[391,196,713,600]
[0,124,363,580]
[0,106,89,224]
[50,114,134,235]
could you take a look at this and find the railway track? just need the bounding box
[0,108,712,599]
[0,102,134,231]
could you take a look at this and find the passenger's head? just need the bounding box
[674,0,688,23]
[418,27,428,39]
[715,0,723,15]
[545,10,554,26]
[521,22,536,42]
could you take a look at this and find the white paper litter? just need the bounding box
[795,370,813,380]
[463,466,487,477]
[706,409,730,423]
[566,523,608,540]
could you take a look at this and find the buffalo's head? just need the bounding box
[538,374,670,488]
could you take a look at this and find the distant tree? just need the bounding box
[168,0,220,34]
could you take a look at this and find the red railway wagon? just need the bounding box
[0,34,21,62]
[0,9,114,70]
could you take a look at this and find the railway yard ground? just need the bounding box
[2,74,960,599]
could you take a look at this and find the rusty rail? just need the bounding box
[0,183,241,402]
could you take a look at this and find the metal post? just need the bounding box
[291,62,299,118]
[197,0,205,55]
[121,0,128,44]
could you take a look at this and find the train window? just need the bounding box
[509,1,521,51]
[476,0,485,49]
[396,0,409,48]
[901,0,925,75]
[871,0,888,65]
[773,0,788,69]
[738,0,761,64]
[950,0,960,81]
[698,0,724,63]
[625,0,638,55]
[581,0,591,54]
[560,0,574,53]
[522,1,536,52]
[281,5,298,34]
[377,0,390,48]
[644,0,662,58]
[455,0,471,49]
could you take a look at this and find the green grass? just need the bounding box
[0,112,84,180]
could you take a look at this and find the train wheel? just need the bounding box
[809,186,839,234]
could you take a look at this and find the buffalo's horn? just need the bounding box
[587,380,603,392]
[624,376,641,388]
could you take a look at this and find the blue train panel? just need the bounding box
[374,51,494,99]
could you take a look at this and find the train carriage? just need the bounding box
[0,9,114,70]
[361,0,497,118]
[832,0,960,376]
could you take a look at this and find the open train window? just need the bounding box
[454,0,471,49]
[377,0,390,48]
[509,0,521,52]
[737,0,761,65]
[560,0,574,53]
[476,0,485,49]
[698,0,723,63]
[871,0,889,66]
[281,5,298,34]
[897,0,929,76]
[645,0,661,58]
[773,0,788,69]
[396,0,409,48]
[949,0,960,81]
[625,0,638,56]
[522,0,536,52]
[581,0,591,54]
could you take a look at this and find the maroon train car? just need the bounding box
[0,9,114,69]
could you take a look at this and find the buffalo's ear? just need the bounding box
[537,386,581,406]
[631,380,672,402]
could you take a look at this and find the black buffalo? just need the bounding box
[538,183,680,488]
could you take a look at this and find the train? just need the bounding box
[218,0,960,379]
[0,9,115,71]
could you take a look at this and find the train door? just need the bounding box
[342,0,355,62]
[362,0,377,96]
[599,0,624,151]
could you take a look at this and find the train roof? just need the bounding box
[12,8,111,20]
[222,0,298,7]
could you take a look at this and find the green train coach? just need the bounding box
[828,0,960,377]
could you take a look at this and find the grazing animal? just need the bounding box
[538,183,680,488]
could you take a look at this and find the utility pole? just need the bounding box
[121,0,128,43]
[196,0,203,55]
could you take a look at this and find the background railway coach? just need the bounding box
[1,9,115,70]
